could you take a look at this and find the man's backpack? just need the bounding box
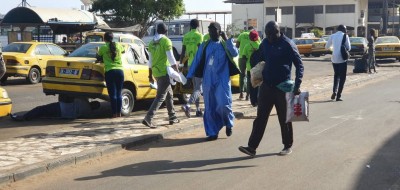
[341,34,350,60]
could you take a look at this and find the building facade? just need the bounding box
[228,0,398,38]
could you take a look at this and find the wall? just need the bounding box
[232,3,264,35]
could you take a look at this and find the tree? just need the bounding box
[311,28,323,38]
[91,0,185,38]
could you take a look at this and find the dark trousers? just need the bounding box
[332,62,347,97]
[23,103,61,121]
[248,83,293,149]
[105,69,124,115]
[239,58,247,94]
[246,71,258,106]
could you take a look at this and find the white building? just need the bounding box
[227,0,397,38]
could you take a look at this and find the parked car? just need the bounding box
[292,38,320,57]
[0,87,12,117]
[374,36,400,61]
[1,42,67,84]
[42,42,156,116]
[311,36,331,57]
[349,37,368,57]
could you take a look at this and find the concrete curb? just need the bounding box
[1,70,399,187]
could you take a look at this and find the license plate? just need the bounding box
[383,47,394,51]
[59,68,80,75]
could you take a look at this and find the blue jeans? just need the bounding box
[332,62,347,97]
[105,69,124,115]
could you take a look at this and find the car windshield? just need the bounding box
[85,35,103,43]
[317,36,329,42]
[376,37,400,44]
[350,38,365,43]
[68,43,104,58]
[3,43,32,53]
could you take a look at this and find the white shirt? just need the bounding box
[325,31,351,64]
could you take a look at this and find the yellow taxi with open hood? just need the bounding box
[42,42,157,116]
[1,42,67,84]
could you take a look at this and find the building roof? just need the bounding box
[0,7,109,34]
[224,0,263,4]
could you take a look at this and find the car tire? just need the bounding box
[121,88,134,116]
[177,93,190,104]
[26,68,41,84]
[304,54,310,57]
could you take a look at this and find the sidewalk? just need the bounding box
[0,66,399,187]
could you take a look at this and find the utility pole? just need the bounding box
[382,0,389,35]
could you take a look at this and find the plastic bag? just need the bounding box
[250,61,265,88]
[286,91,309,123]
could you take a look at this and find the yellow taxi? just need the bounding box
[349,37,367,57]
[85,32,145,46]
[42,42,157,116]
[374,36,400,60]
[0,87,12,117]
[292,38,320,57]
[1,42,67,84]
[311,36,331,57]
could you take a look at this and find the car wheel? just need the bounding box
[26,68,41,84]
[304,54,310,57]
[121,88,134,116]
[177,93,190,104]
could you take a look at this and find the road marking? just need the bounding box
[309,110,364,135]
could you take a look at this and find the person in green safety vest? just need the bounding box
[236,26,254,100]
[180,19,204,118]
[242,30,261,106]
[142,23,180,128]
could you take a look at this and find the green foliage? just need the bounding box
[91,0,185,38]
[311,28,323,38]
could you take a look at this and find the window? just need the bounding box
[3,43,32,53]
[126,48,137,64]
[266,6,293,15]
[326,4,355,13]
[121,38,133,43]
[35,44,51,55]
[46,44,66,55]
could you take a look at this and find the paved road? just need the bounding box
[5,74,400,190]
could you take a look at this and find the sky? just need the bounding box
[1,0,232,25]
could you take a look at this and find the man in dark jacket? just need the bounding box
[239,21,304,157]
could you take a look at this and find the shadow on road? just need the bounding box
[354,130,400,190]
[75,153,278,180]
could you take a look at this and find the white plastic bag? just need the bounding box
[167,66,187,85]
[286,91,309,123]
[250,61,265,88]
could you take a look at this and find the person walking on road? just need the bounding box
[142,23,180,128]
[97,32,125,118]
[242,30,261,106]
[367,28,377,73]
[180,19,204,118]
[10,95,100,121]
[239,21,304,157]
[325,25,351,101]
[236,26,254,100]
[187,22,240,141]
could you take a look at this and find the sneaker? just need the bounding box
[331,92,336,100]
[142,118,157,128]
[10,114,25,122]
[195,110,203,117]
[238,146,256,157]
[238,93,244,100]
[181,105,191,118]
[279,147,292,156]
[226,127,232,137]
[169,116,180,125]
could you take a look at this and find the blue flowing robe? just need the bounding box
[188,39,239,137]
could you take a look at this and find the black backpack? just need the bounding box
[341,34,350,60]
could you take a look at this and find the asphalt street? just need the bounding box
[4,73,400,190]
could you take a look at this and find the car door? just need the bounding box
[34,44,54,75]
[125,47,156,99]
